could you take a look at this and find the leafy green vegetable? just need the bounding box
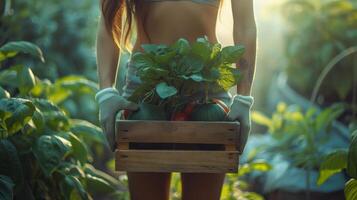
[129,36,245,113]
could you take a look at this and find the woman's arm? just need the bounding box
[96,4,120,89]
[231,0,257,96]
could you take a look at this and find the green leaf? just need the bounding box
[0,67,18,87]
[189,74,204,82]
[138,67,169,82]
[176,56,205,75]
[70,119,106,145]
[0,140,23,191]
[32,135,72,177]
[142,44,168,55]
[171,38,191,55]
[84,164,121,190]
[191,36,212,62]
[64,176,90,200]
[0,175,14,200]
[32,98,70,131]
[54,75,98,97]
[252,111,273,127]
[18,67,36,95]
[218,45,245,64]
[0,41,45,62]
[347,130,357,179]
[317,149,348,185]
[238,160,272,177]
[345,179,357,200]
[131,52,157,69]
[216,65,240,91]
[0,87,10,99]
[0,98,36,136]
[155,82,177,99]
[57,131,90,164]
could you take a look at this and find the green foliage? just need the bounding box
[0,41,44,62]
[317,149,348,185]
[252,102,345,168]
[282,0,357,110]
[221,159,271,200]
[129,36,244,114]
[345,179,357,200]
[0,41,123,199]
[347,130,357,179]
[0,0,98,80]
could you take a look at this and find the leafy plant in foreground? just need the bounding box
[252,102,346,169]
[317,130,357,200]
[128,36,245,114]
[0,41,124,200]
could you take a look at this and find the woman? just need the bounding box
[95,0,256,199]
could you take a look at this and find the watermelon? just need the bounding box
[127,102,168,120]
[189,101,229,121]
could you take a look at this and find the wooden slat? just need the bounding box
[115,150,239,173]
[116,120,240,145]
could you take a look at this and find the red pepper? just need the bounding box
[183,101,197,114]
[171,112,189,121]
[123,109,130,119]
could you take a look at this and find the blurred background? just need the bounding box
[0,0,356,199]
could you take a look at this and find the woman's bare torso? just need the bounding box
[133,1,220,51]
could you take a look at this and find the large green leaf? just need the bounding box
[191,36,212,62]
[32,135,72,177]
[70,119,106,145]
[176,55,205,75]
[0,98,35,136]
[0,41,44,62]
[345,179,357,200]
[0,66,19,87]
[0,175,14,200]
[0,140,23,191]
[216,65,240,91]
[347,130,357,179]
[155,82,177,99]
[57,131,90,164]
[218,45,245,64]
[32,98,70,131]
[55,75,98,94]
[131,52,157,69]
[317,149,348,185]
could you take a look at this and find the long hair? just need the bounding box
[101,0,223,52]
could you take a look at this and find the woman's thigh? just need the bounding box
[127,172,172,200]
[181,172,226,200]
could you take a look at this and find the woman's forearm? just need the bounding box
[96,14,120,89]
[233,26,256,96]
[232,0,257,96]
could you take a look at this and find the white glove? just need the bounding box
[227,94,254,153]
[95,87,139,151]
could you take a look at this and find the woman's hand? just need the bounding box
[96,88,139,151]
[227,94,254,153]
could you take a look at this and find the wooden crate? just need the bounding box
[115,120,241,173]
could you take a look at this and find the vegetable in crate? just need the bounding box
[127,36,245,119]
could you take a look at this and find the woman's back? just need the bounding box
[134,1,220,51]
